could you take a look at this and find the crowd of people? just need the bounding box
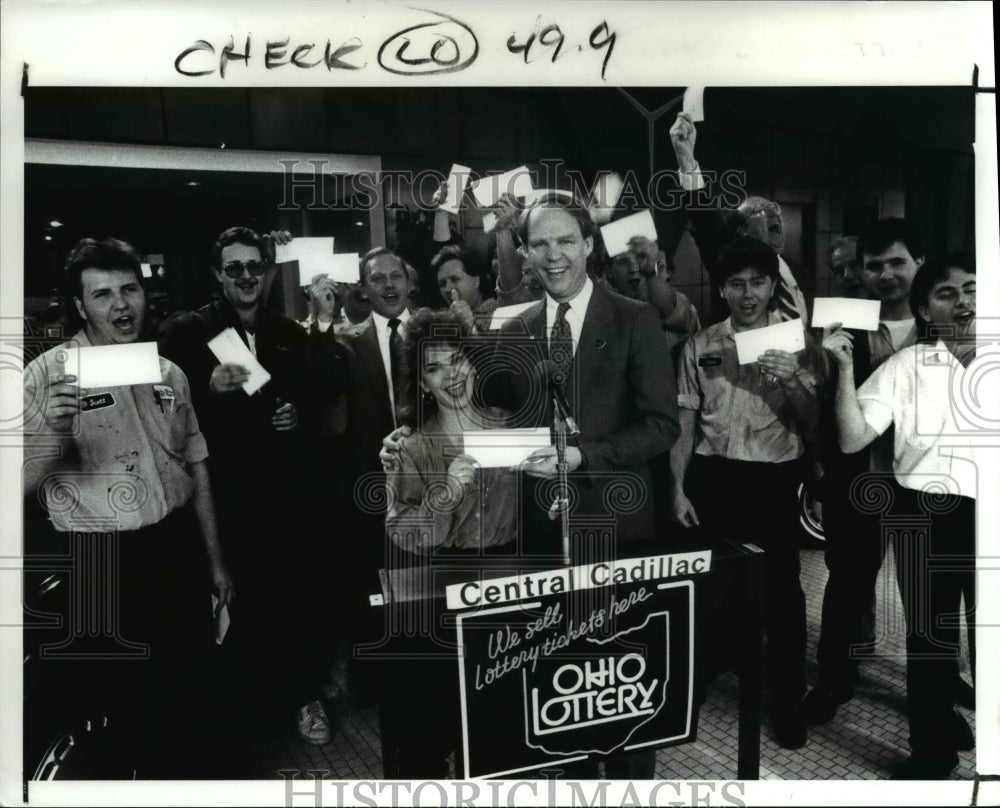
[22,112,977,781]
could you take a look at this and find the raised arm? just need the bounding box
[822,325,879,453]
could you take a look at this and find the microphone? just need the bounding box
[536,359,580,437]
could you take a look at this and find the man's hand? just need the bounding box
[669,112,698,172]
[431,180,449,209]
[671,490,700,528]
[519,446,582,478]
[262,230,292,264]
[272,398,298,431]
[211,564,235,615]
[628,236,659,276]
[448,289,476,331]
[42,370,80,433]
[822,323,855,368]
[309,276,339,318]
[494,192,521,232]
[757,349,801,384]
[547,496,570,521]
[447,454,479,487]
[209,363,250,395]
[380,425,412,471]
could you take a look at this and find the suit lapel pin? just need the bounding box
[596,339,608,350]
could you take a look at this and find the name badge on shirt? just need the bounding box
[153,384,175,414]
[80,392,116,412]
[698,355,723,367]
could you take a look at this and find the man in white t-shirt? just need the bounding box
[823,253,977,778]
[804,218,924,723]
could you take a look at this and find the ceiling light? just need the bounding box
[44,235,52,241]
[49,219,63,228]
[186,180,201,187]
[355,220,364,227]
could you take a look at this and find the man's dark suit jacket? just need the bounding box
[494,284,680,552]
[338,318,397,485]
[157,298,318,480]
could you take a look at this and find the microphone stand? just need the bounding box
[552,395,580,567]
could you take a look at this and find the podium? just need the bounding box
[372,536,764,780]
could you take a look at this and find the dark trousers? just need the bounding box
[105,506,219,778]
[687,455,807,707]
[814,472,892,690]
[892,487,975,761]
[216,466,336,726]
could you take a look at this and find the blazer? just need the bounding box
[339,317,398,484]
[493,284,680,549]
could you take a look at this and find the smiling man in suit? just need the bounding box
[335,248,416,712]
[376,196,679,778]
[507,195,680,539]
[340,248,414,486]
[501,193,680,779]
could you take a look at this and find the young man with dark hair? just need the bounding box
[823,253,977,778]
[24,236,233,777]
[158,226,334,747]
[670,235,824,750]
[804,218,924,725]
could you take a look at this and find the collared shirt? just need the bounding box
[857,341,982,499]
[386,410,520,552]
[677,313,819,463]
[371,309,411,420]
[544,276,594,356]
[865,318,917,472]
[24,331,209,531]
[870,318,916,367]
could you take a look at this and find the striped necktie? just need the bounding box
[549,302,573,390]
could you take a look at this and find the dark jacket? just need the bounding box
[157,298,323,479]
[493,284,680,550]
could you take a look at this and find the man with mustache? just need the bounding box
[158,226,333,747]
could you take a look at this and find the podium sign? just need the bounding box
[447,551,711,779]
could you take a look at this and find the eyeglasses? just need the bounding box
[221,260,266,279]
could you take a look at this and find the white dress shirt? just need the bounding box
[371,309,410,422]
[545,277,594,357]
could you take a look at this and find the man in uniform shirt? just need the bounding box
[670,235,823,749]
[23,237,233,777]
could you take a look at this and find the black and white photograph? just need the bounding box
[1,1,997,805]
